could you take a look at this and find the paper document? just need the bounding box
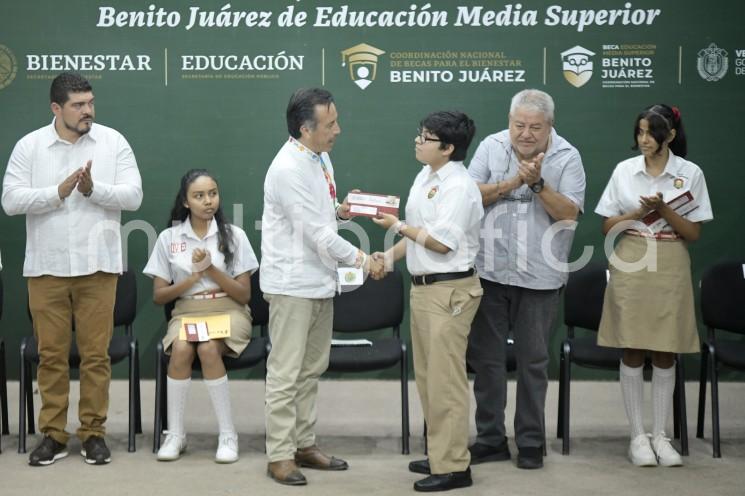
[347,192,400,218]
[331,338,373,347]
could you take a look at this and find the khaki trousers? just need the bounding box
[410,274,483,474]
[28,272,117,444]
[264,293,332,462]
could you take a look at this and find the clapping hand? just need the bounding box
[57,168,81,200]
[518,152,544,185]
[76,160,93,195]
[191,248,212,273]
[639,192,664,213]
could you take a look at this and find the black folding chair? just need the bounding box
[19,271,142,453]
[152,270,270,452]
[327,268,409,454]
[696,259,745,458]
[557,261,688,455]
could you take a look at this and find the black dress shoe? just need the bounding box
[517,446,543,469]
[414,468,472,492]
[409,458,430,474]
[468,439,511,464]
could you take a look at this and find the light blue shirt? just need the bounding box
[468,129,586,290]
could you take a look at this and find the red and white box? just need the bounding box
[347,192,400,218]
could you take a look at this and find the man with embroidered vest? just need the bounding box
[465,89,586,469]
[2,72,142,466]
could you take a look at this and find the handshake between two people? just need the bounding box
[338,190,402,282]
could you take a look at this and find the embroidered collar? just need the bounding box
[288,136,322,163]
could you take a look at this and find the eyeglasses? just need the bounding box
[416,128,441,143]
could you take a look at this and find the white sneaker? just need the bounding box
[628,434,657,466]
[157,431,187,461]
[652,433,683,467]
[215,432,239,464]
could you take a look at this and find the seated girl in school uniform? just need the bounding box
[144,169,258,463]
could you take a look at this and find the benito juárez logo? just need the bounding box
[0,44,18,91]
[341,43,385,90]
[561,45,595,88]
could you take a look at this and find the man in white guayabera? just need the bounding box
[260,87,382,486]
[2,72,142,467]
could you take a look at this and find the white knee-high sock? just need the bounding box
[167,376,191,437]
[205,375,236,435]
[620,361,645,438]
[652,363,676,437]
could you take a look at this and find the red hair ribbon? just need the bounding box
[671,106,681,122]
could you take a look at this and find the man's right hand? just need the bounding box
[58,169,81,200]
[372,251,394,273]
[367,254,386,280]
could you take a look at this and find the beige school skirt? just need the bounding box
[597,234,699,354]
[163,297,252,358]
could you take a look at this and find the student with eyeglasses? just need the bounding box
[373,110,483,492]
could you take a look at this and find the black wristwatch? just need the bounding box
[530,177,544,193]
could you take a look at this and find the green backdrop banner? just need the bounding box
[1,0,743,379]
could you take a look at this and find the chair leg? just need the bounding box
[696,345,708,439]
[128,340,137,452]
[135,343,143,434]
[557,345,565,439]
[18,345,27,454]
[153,345,164,453]
[709,346,721,458]
[542,411,547,456]
[0,341,9,435]
[674,356,688,456]
[400,343,410,455]
[673,379,680,440]
[161,361,169,432]
[423,421,428,456]
[561,344,571,455]
[25,361,35,434]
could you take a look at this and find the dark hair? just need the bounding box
[632,104,687,158]
[286,88,334,138]
[420,110,476,162]
[168,169,235,269]
[50,72,93,105]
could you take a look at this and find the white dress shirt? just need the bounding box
[260,137,358,299]
[2,120,142,277]
[143,218,258,295]
[595,152,713,228]
[405,161,484,276]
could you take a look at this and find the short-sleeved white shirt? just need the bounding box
[467,128,586,289]
[405,161,484,276]
[143,218,258,296]
[595,152,713,229]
